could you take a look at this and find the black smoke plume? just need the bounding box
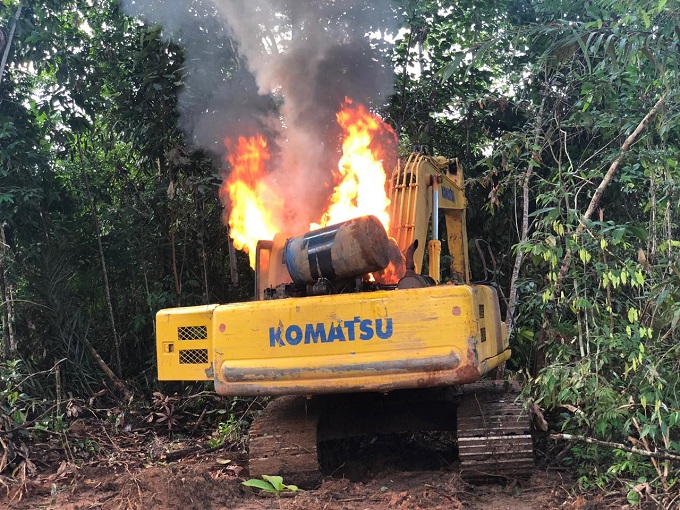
[121,0,396,233]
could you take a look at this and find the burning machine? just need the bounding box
[155,153,533,484]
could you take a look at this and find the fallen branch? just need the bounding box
[162,441,230,462]
[76,330,132,401]
[553,440,576,465]
[551,433,680,462]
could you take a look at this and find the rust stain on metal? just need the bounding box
[204,364,214,379]
[221,352,461,383]
[286,215,390,286]
[450,364,481,384]
[213,330,502,397]
[354,216,390,272]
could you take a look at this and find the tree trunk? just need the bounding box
[199,204,209,303]
[505,93,547,340]
[0,226,16,359]
[77,136,123,377]
[0,251,11,360]
[0,1,22,89]
[164,159,182,306]
[77,327,132,400]
[170,221,181,304]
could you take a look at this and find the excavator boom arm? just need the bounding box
[388,153,470,283]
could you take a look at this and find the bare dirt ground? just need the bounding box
[1,419,629,510]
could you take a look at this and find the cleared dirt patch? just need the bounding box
[1,430,600,510]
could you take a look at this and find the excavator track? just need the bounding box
[247,383,533,485]
[248,396,321,488]
[457,381,534,477]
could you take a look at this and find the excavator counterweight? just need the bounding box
[155,153,534,484]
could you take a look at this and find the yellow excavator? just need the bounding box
[155,152,533,485]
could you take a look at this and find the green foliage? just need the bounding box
[0,360,30,433]
[389,0,525,161]
[0,359,52,477]
[485,0,680,499]
[207,414,246,448]
[242,475,302,497]
[1,0,248,389]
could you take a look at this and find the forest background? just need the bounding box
[1,0,678,504]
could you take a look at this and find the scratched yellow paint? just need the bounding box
[156,285,510,396]
[156,304,217,381]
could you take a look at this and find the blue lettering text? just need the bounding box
[305,323,326,344]
[328,324,346,342]
[441,186,455,203]
[269,327,284,347]
[285,325,303,345]
[270,317,392,346]
[343,317,359,340]
[375,318,393,339]
[359,319,374,340]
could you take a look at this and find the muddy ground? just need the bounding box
[1,418,632,510]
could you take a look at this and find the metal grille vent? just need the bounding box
[480,327,487,343]
[478,304,485,319]
[179,349,209,364]
[178,325,207,341]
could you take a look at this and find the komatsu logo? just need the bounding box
[269,317,393,347]
[441,186,455,203]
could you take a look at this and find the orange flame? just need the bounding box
[220,135,282,268]
[377,261,399,284]
[222,99,398,274]
[313,98,395,231]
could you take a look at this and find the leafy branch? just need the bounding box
[554,90,671,293]
[551,433,680,462]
